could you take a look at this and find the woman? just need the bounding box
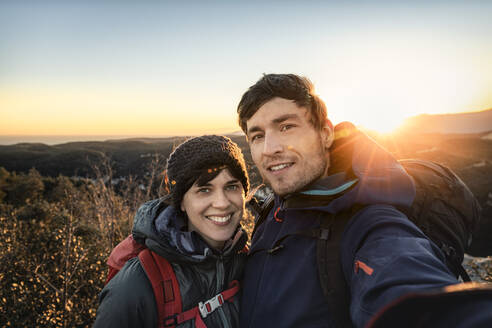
[94,135,249,328]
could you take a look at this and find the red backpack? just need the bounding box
[105,235,240,328]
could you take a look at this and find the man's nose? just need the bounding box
[262,134,283,156]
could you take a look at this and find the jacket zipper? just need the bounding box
[216,255,230,328]
[247,203,285,328]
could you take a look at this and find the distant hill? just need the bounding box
[399,108,492,134]
[0,134,255,180]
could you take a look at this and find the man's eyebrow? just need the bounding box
[271,113,299,125]
[247,125,262,136]
[247,113,300,135]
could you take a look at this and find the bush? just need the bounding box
[0,160,167,327]
[0,210,107,327]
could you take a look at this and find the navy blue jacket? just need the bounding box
[240,132,465,328]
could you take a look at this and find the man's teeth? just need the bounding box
[270,163,291,171]
[207,214,232,223]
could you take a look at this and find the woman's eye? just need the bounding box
[198,188,210,193]
[226,184,239,191]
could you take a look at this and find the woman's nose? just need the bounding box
[212,190,230,208]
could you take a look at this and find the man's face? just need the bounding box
[246,97,332,196]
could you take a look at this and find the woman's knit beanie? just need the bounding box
[166,135,249,209]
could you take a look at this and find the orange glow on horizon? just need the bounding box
[2,80,492,137]
[0,86,240,136]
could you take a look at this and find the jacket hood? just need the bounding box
[281,122,415,213]
[132,197,247,264]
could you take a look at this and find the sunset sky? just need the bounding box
[1,1,492,143]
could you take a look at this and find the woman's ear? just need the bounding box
[180,202,185,212]
[322,119,334,149]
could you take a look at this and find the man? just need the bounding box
[237,74,492,327]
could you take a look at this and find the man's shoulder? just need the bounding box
[342,204,420,242]
[350,204,406,221]
[341,204,429,257]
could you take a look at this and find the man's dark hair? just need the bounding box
[237,74,328,133]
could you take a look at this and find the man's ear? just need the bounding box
[322,119,334,149]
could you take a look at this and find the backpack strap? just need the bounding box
[250,193,275,240]
[106,234,147,284]
[139,249,240,328]
[172,280,240,328]
[316,207,363,328]
[138,249,183,328]
[440,244,472,282]
[456,264,472,282]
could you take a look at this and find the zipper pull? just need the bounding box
[267,244,284,254]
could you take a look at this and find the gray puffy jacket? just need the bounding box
[94,198,247,328]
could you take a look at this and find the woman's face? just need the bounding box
[180,169,245,249]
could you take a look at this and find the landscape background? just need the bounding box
[2,1,492,326]
[1,111,492,327]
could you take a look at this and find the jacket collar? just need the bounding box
[274,123,415,213]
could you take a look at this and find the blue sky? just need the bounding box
[1,0,491,141]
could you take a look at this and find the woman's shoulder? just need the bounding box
[107,257,151,288]
[94,258,157,328]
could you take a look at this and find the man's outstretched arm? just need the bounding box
[341,205,460,327]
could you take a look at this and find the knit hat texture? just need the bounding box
[166,135,249,209]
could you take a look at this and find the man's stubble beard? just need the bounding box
[262,149,330,197]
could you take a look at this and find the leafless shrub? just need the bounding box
[0,156,168,327]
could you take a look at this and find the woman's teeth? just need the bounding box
[207,214,232,223]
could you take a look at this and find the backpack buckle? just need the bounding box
[162,314,178,327]
[198,293,224,318]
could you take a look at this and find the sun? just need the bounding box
[357,114,407,134]
[329,108,408,135]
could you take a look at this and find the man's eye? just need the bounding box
[250,134,263,142]
[280,124,295,132]
[198,188,210,193]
